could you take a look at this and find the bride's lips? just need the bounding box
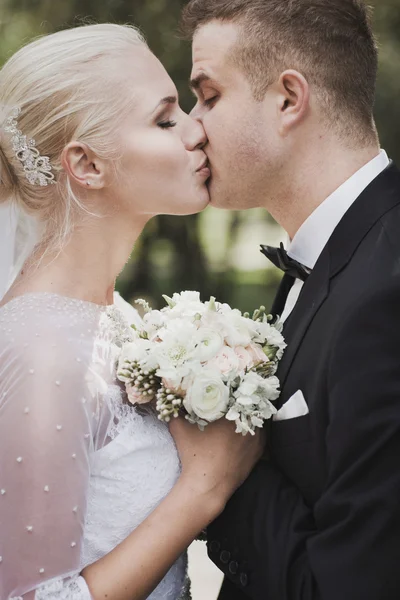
[196,158,211,179]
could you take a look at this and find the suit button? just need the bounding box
[220,550,231,564]
[229,560,238,575]
[240,572,248,587]
[209,541,221,554]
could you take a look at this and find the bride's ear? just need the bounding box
[61,142,108,189]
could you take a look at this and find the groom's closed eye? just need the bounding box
[190,74,220,108]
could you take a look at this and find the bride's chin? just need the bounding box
[177,191,210,216]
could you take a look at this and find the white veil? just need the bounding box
[0,200,40,301]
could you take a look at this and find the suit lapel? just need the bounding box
[270,273,295,317]
[326,161,400,278]
[271,162,400,400]
[276,249,330,393]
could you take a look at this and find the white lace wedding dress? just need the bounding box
[0,292,190,600]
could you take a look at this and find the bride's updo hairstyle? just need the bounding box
[0,23,146,252]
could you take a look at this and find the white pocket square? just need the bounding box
[273,390,309,422]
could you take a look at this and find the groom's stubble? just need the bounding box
[189,21,285,213]
[182,0,380,231]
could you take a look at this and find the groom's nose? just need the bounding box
[190,102,203,122]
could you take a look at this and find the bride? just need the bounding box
[0,24,264,600]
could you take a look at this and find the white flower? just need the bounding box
[143,310,165,340]
[224,312,253,347]
[164,291,206,319]
[157,318,198,345]
[148,319,198,387]
[234,371,281,405]
[200,308,253,348]
[226,406,241,421]
[226,396,277,435]
[258,398,278,419]
[157,364,193,391]
[118,340,145,364]
[194,327,224,361]
[252,321,287,359]
[117,338,154,380]
[172,291,201,304]
[184,368,230,422]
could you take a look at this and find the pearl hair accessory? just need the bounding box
[3,107,56,186]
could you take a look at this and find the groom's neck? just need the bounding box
[269,139,381,239]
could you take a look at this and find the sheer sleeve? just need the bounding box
[0,306,105,599]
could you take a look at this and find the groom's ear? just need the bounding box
[275,70,310,135]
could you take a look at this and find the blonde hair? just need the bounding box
[0,23,147,254]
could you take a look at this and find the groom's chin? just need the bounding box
[207,178,235,210]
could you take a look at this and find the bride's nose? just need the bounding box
[183,116,207,151]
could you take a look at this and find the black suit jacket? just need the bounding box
[208,162,400,600]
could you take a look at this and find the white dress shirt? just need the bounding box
[280,150,390,322]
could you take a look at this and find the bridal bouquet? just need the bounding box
[117,292,286,435]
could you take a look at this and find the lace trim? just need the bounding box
[33,575,91,599]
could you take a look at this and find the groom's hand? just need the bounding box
[169,417,266,513]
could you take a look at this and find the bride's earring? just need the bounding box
[86,181,91,187]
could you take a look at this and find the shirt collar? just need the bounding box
[288,150,390,270]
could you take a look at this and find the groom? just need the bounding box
[182,1,400,599]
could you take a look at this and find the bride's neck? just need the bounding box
[7,213,149,306]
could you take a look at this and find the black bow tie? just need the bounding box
[260,243,310,282]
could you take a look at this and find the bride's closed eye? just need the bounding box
[158,119,177,129]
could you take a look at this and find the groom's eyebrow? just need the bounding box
[189,73,212,93]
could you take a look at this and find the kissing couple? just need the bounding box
[1,1,399,599]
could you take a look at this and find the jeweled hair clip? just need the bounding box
[3,107,55,187]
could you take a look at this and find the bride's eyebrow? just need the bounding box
[150,95,177,115]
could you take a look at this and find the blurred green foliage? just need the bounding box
[0,0,399,311]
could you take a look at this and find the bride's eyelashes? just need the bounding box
[157,119,177,129]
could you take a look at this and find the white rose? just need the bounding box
[184,369,230,422]
[194,327,224,362]
[225,313,253,348]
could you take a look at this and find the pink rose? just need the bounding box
[162,378,176,391]
[209,347,240,376]
[126,383,150,406]
[246,343,268,365]
[234,346,253,371]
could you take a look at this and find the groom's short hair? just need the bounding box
[181,0,378,143]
